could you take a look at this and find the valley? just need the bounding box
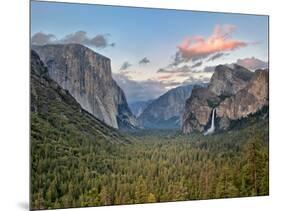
[31,44,269,210]
[29,3,270,210]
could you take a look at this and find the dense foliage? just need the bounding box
[31,112,268,209]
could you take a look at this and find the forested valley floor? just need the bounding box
[31,111,269,210]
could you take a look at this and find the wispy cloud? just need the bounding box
[236,57,268,70]
[156,63,213,88]
[164,25,248,69]
[113,73,167,102]
[119,61,132,70]
[203,66,216,72]
[207,52,229,62]
[31,31,115,48]
[139,57,150,65]
[114,65,213,102]
[177,25,247,62]
[157,65,193,73]
[156,75,175,80]
[169,51,184,67]
[202,57,268,73]
[31,32,56,45]
[191,61,203,68]
[183,75,210,84]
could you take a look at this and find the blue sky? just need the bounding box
[31,1,268,102]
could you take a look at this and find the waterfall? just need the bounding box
[204,108,216,136]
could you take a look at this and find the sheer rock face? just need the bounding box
[216,69,269,129]
[30,50,128,144]
[181,87,220,134]
[181,64,268,134]
[138,85,196,129]
[32,44,136,129]
[209,64,253,96]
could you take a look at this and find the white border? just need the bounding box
[1,0,280,210]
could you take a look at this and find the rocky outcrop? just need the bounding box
[216,69,269,129]
[138,84,199,129]
[181,86,220,133]
[32,44,136,129]
[31,50,128,144]
[208,64,253,96]
[181,64,268,134]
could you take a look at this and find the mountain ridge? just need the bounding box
[138,84,204,129]
[129,100,154,117]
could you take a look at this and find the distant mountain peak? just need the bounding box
[138,84,204,129]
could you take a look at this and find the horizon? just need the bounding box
[31,1,268,102]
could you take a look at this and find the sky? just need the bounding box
[31,1,269,103]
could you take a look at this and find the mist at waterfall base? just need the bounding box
[204,109,216,136]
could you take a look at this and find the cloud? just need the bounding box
[157,68,167,73]
[157,64,212,79]
[203,66,216,72]
[61,31,88,44]
[177,24,247,62]
[183,75,210,84]
[156,75,174,80]
[169,51,185,67]
[157,65,193,73]
[139,57,150,65]
[207,52,229,62]
[61,31,115,48]
[31,32,56,45]
[92,34,115,48]
[156,63,213,88]
[31,31,115,48]
[114,64,213,102]
[90,34,113,48]
[201,57,268,73]
[236,57,268,70]
[119,61,132,70]
[191,61,203,68]
[113,73,167,103]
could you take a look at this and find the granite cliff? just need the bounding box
[31,50,128,143]
[182,64,268,134]
[32,44,136,129]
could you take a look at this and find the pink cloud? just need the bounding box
[236,57,268,70]
[156,75,174,80]
[177,25,247,61]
